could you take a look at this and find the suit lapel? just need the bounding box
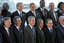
[2,26,11,42]
[30,11,35,16]
[46,27,52,38]
[27,25,34,37]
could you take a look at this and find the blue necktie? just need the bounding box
[32,27,36,38]
[50,29,53,34]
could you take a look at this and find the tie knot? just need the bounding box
[50,29,53,32]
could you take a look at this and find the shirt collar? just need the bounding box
[39,27,42,30]
[17,10,22,15]
[29,24,33,29]
[15,25,20,30]
[31,10,35,13]
[40,7,44,11]
[48,27,53,31]
[61,24,64,27]
[4,26,9,31]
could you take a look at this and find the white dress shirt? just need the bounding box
[4,26,9,36]
[29,24,33,29]
[17,10,22,16]
[61,24,64,27]
[31,10,36,17]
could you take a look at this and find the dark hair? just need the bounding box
[30,3,35,7]
[40,0,45,4]
[3,3,9,9]
[57,2,64,9]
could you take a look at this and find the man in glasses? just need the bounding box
[57,16,64,43]
[43,19,62,43]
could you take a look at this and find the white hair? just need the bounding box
[59,16,64,21]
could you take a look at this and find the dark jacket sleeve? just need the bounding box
[0,33,2,43]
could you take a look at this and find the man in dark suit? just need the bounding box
[0,17,15,43]
[26,3,41,27]
[23,16,36,43]
[57,16,64,43]
[36,19,45,43]
[0,33,2,43]
[11,2,26,28]
[11,16,23,43]
[48,2,58,26]
[1,3,11,17]
[43,19,62,43]
[26,3,41,21]
[36,0,49,23]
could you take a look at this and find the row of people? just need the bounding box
[0,16,64,43]
[0,0,64,27]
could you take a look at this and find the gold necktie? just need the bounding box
[53,12,57,21]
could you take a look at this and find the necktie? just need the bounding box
[49,29,53,34]
[20,12,22,17]
[32,27,36,38]
[53,12,57,21]
[18,28,22,34]
[42,9,44,15]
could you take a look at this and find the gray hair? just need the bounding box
[16,2,23,9]
[13,16,21,23]
[3,17,11,24]
[37,19,43,26]
[28,16,35,22]
[59,16,64,21]
[46,19,52,23]
[49,2,54,7]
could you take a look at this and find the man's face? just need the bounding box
[49,3,54,10]
[17,4,23,11]
[40,1,45,8]
[39,21,44,29]
[5,4,9,10]
[4,19,11,27]
[46,20,53,28]
[29,18,35,26]
[30,4,36,11]
[59,18,64,25]
[16,18,21,26]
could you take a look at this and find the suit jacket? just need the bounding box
[26,10,41,27]
[0,33,2,43]
[48,10,58,26]
[23,25,37,43]
[11,25,23,43]
[0,25,15,43]
[57,23,64,43]
[11,11,26,29]
[26,10,41,20]
[36,7,49,22]
[43,26,62,43]
[1,9,11,17]
[36,27,45,43]
[56,10,64,18]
